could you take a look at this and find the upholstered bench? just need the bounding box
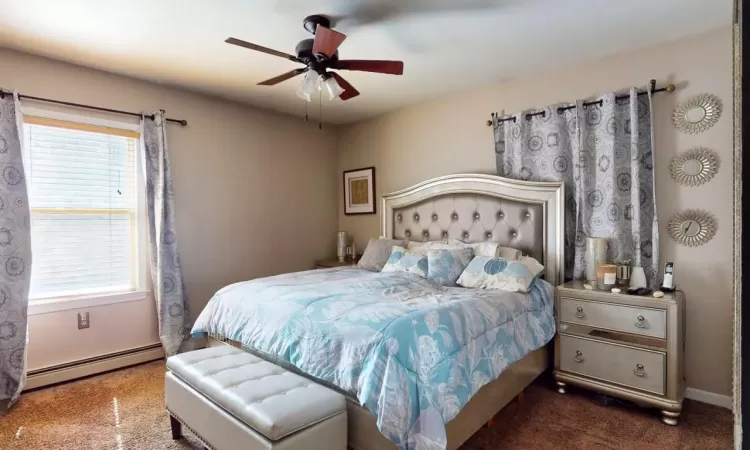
[165,345,347,450]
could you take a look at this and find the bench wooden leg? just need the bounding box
[169,414,182,439]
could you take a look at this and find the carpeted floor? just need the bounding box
[0,361,732,449]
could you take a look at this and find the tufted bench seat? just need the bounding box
[165,345,347,450]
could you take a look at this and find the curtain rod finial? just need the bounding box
[666,84,676,93]
[486,120,493,127]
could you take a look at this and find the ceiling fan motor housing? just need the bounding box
[295,38,338,64]
[303,15,331,34]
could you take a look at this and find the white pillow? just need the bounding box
[407,240,463,253]
[497,247,522,260]
[518,255,544,277]
[406,240,427,251]
[445,239,522,260]
[467,242,500,258]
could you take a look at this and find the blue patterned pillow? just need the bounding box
[427,248,474,286]
[381,246,428,277]
[456,256,544,292]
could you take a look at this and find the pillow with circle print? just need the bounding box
[457,255,544,292]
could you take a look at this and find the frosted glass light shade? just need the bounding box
[295,88,312,102]
[297,71,321,102]
[323,76,345,100]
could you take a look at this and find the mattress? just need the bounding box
[191,267,555,450]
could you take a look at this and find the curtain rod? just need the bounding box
[485,79,676,126]
[0,90,188,126]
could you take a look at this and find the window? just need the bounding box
[23,114,145,302]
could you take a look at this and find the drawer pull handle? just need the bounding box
[573,350,584,363]
[574,307,585,319]
[634,364,645,377]
[635,315,648,328]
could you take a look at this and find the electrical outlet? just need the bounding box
[77,312,90,329]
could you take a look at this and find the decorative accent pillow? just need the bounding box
[357,238,406,272]
[381,246,429,277]
[456,256,545,293]
[427,248,475,286]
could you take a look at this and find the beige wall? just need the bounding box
[0,48,338,370]
[337,27,733,397]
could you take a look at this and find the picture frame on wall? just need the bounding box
[343,166,376,215]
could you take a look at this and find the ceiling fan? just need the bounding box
[225,15,404,101]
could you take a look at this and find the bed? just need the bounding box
[192,174,565,450]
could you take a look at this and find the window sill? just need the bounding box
[28,290,151,316]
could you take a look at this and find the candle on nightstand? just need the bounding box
[337,231,348,262]
[596,264,618,290]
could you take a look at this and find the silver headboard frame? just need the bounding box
[381,173,565,286]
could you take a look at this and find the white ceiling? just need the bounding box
[0,0,731,124]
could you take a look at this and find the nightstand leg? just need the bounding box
[556,381,566,394]
[661,410,680,426]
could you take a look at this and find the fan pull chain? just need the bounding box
[319,90,323,130]
[304,100,308,122]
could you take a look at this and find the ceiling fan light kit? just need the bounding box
[225,14,404,105]
[296,72,345,102]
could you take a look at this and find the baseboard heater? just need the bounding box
[25,343,164,391]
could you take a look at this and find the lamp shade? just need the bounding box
[296,71,321,102]
[323,75,345,100]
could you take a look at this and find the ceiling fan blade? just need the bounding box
[312,26,346,59]
[257,68,307,86]
[330,72,360,100]
[333,60,404,75]
[225,37,300,62]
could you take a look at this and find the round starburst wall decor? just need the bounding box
[669,147,719,187]
[668,210,716,247]
[672,93,722,134]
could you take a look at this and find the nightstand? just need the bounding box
[554,281,686,425]
[315,258,356,269]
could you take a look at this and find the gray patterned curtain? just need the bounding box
[142,111,190,356]
[0,93,31,408]
[494,87,658,288]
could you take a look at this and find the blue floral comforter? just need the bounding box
[191,267,555,449]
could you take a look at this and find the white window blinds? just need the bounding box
[23,117,140,300]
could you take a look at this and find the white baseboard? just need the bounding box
[685,387,732,410]
[24,344,164,391]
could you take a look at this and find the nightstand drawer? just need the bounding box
[559,334,666,395]
[560,297,666,339]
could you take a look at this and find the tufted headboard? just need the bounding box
[381,174,565,286]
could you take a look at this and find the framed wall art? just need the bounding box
[343,166,376,215]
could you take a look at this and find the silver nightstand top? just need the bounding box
[557,281,683,307]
